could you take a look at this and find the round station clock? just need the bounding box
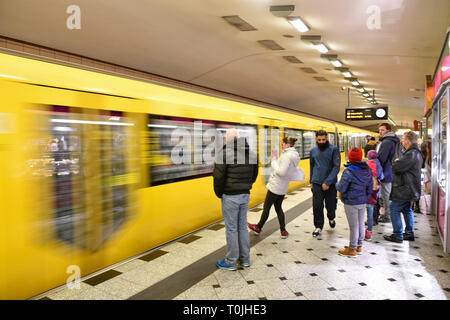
[375,108,386,118]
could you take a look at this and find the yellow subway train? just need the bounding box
[0,52,375,299]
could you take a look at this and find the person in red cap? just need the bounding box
[336,147,373,257]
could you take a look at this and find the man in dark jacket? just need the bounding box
[364,137,377,157]
[384,131,423,243]
[310,130,341,237]
[376,123,400,223]
[213,128,258,270]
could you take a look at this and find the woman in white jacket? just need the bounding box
[248,137,303,239]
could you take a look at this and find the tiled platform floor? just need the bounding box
[40,187,450,300]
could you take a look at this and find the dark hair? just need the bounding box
[379,123,392,131]
[283,137,297,146]
[370,137,375,141]
[316,130,328,137]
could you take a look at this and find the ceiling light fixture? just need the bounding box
[287,16,310,33]
[331,59,343,67]
[362,93,369,97]
[343,71,352,78]
[356,87,365,93]
[314,42,329,53]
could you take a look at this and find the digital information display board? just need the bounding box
[345,106,388,121]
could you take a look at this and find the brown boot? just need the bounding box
[345,246,362,254]
[338,247,357,257]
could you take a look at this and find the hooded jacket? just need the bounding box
[213,137,259,198]
[266,147,302,195]
[337,162,373,205]
[390,143,423,202]
[377,132,400,183]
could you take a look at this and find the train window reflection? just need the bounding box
[329,133,336,147]
[284,128,303,156]
[147,115,257,186]
[302,131,315,158]
[27,107,137,250]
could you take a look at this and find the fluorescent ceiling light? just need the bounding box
[362,93,369,97]
[343,71,352,78]
[351,80,360,86]
[287,17,310,33]
[367,97,374,101]
[314,43,329,53]
[357,87,365,93]
[331,59,342,67]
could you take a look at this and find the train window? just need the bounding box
[284,128,303,156]
[438,92,448,190]
[147,115,257,186]
[302,131,315,158]
[338,134,344,152]
[328,133,336,146]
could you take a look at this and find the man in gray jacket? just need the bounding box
[384,131,423,243]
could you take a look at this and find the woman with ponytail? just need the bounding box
[248,137,303,239]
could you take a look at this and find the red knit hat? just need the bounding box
[348,147,363,162]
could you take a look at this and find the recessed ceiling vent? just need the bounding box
[283,56,303,63]
[222,16,257,31]
[300,67,318,74]
[258,40,285,50]
[314,76,328,81]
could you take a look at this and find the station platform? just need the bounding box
[37,187,450,301]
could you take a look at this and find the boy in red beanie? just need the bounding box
[336,147,373,257]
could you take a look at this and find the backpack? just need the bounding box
[367,160,380,191]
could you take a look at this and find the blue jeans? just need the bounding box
[390,200,414,240]
[221,194,251,266]
[366,204,374,231]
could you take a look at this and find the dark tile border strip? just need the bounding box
[139,250,168,262]
[208,224,225,231]
[178,235,202,244]
[129,195,312,300]
[83,269,122,286]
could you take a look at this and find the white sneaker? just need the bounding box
[312,228,322,237]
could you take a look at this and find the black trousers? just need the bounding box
[257,190,286,232]
[312,183,337,229]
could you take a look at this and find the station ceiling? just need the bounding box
[0,0,449,130]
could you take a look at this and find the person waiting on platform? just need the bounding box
[364,137,377,157]
[213,128,259,270]
[309,130,341,238]
[383,131,423,243]
[365,150,384,241]
[336,147,373,257]
[248,137,303,239]
[376,123,400,223]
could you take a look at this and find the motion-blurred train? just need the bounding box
[0,52,375,299]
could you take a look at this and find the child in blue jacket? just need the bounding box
[337,147,373,257]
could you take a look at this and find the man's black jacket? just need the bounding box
[390,143,423,202]
[213,137,258,198]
